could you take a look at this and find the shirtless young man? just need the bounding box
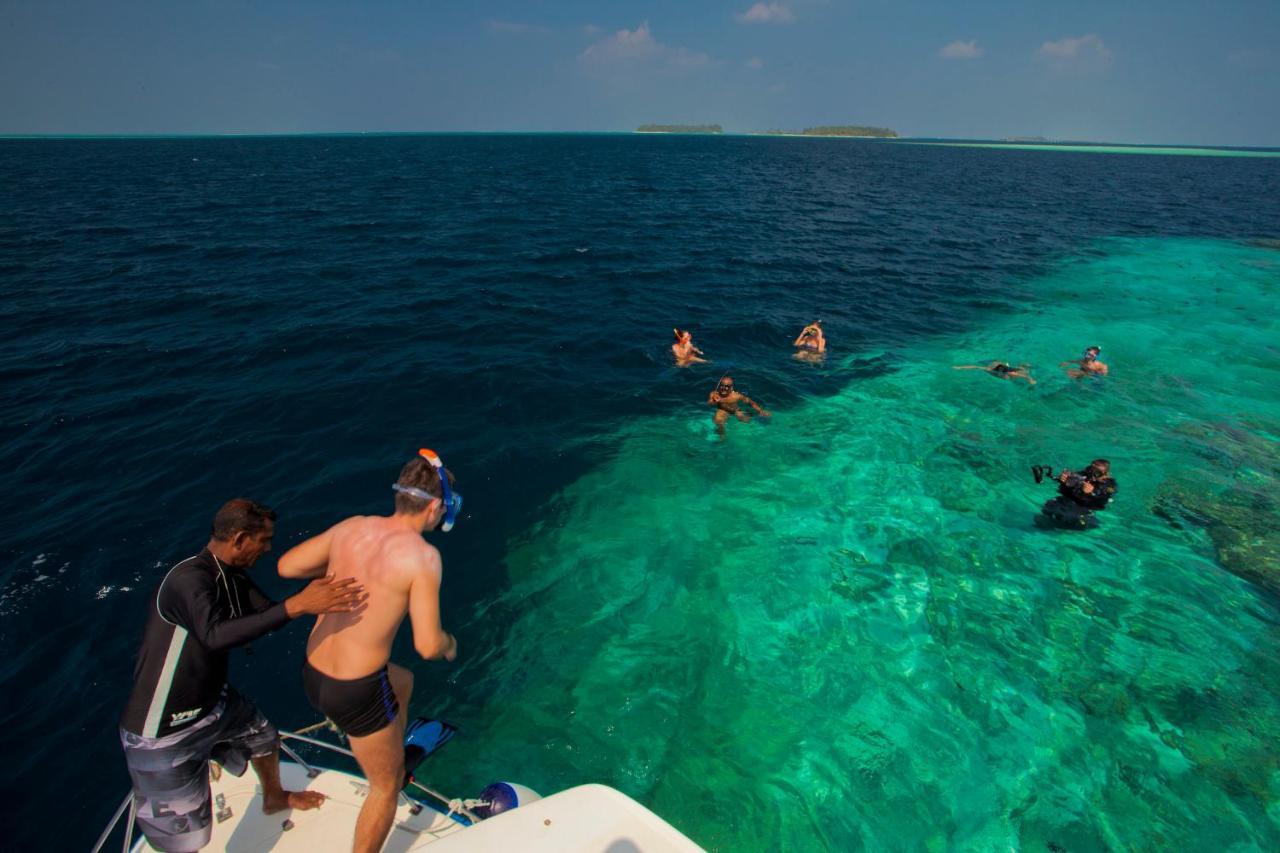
[708,375,770,437]
[1061,346,1109,378]
[278,450,460,853]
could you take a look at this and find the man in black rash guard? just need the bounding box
[120,499,366,852]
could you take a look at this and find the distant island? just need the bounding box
[1004,136,1048,143]
[758,126,898,138]
[636,124,723,134]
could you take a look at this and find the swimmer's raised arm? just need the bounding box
[408,546,456,661]
[278,518,354,579]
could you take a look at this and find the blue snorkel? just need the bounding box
[392,448,462,532]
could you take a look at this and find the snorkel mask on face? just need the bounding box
[1083,347,1100,362]
[392,448,463,532]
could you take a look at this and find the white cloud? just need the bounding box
[746,56,764,69]
[486,19,550,35]
[582,22,659,62]
[582,24,603,38]
[1038,33,1110,61]
[580,22,709,69]
[736,3,794,25]
[939,40,983,60]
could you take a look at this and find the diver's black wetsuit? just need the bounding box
[121,548,289,738]
[1057,474,1118,509]
[1040,470,1118,529]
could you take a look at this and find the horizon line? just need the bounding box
[0,131,1277,151]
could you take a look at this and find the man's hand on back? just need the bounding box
[285,576,367,618]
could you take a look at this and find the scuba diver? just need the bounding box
[793,321,827,355]
[672,328,707,366]
[1033,459,1118,529]
[708,375,770,438]
[953,361,1036,385]
[1061,345,1109,378]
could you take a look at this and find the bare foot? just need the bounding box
[263,789,326,814]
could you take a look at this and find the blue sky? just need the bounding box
[2,0,1278,144]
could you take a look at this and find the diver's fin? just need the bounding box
[403,717,457,780]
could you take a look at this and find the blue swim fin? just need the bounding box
[403,717,457,780]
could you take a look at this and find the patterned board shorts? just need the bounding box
[120,689,279,853]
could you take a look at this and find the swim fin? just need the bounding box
[403,717,457,780]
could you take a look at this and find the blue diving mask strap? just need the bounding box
[394,448,460,532]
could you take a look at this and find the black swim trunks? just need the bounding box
[302,660,399,737]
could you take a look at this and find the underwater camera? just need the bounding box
[1032,465,1084,487]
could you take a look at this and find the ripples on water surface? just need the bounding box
[1,136,1279,849]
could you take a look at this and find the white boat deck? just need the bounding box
[131,760,703,852]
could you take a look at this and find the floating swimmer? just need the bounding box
[953,360,1036,385]
[708,375,770,437]
[793,320,827,354]
[1061,345,1109,378]
[672,328,708,366]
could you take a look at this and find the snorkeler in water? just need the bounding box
[672,329,707,366]
[952,361,1036,385]
[707,375,770,437]
[1061,346,1108,378]
[793,321,826,354]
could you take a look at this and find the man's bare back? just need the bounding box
[278,450,459,853]
[305,515,438,679]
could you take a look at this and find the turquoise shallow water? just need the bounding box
[3,136,1279,849]
[431,238,1280,850]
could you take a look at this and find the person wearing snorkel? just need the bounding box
[793,320,827,355]
[708,375,770,437]
[1061,345,1109,378]
[278,449,462,853]
[672,328,707,366]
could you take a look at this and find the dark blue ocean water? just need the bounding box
[2,135,1279,850]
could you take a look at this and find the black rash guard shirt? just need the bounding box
[120,548,290,738]
[1057,472,1119,510]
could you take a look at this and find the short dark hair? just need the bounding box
[394,457,457,514]
[1090,459,1111,472]
[211,499,277,541]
